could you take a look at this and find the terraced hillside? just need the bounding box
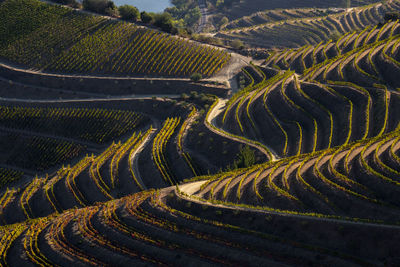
[0,103,162,224]
[222,7,343,30]
[220,19,400,158]
[265,19,400,74]
[4,188,399,266]
[0,104,148,191]
[2,0,400,266]
[211,0,379,21]
[217,0,400,48]
[2,136,400,265]
[0,97,260,226]
[194,129,400,219]
[0,0,230,77]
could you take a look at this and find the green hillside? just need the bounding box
[0,0,230,77]
[1,0,400,265]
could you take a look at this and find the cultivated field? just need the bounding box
[0,0,230,77]
[217,0,400,48]
[1,0,400,265]
[216,0,382,20]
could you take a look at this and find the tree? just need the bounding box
[154,12,177,33]
[330,30,341,42]
[118,5,140,21]
[190,73,202,82]
[231,39,244,50]
[226,145,256,171]
[82,0,117,16]
[183,7,201,26]
[171,0,186,8]
[105,6,119,17]
[232,145,256,169]
[140,11,154,23]
[53,0,80,8]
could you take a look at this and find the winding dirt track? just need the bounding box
[176,182,400,229]
[0,62,195,81]
[196,0,208,33]
[205,98,279,161]
[129,128,158,190]
[179,180,208,195]
[0,95,181,103]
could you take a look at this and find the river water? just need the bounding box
[113,0,172,13]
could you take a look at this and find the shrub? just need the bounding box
[82,0,117,16]
[53,0,80,7]
[231,39,244,50]
[190,73,202,82]
[183,7,201,26]
[118,5,139,21]
[232,145,256,169]
[330,30,341,42]
[153,13,177,33]
[140,11,153,23]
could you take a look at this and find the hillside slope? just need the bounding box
[0,0,230,77]
[2,1,400,266]
[217,0,400,48]
[216,0,382,20]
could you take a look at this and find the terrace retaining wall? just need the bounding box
[0,63,229,97]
